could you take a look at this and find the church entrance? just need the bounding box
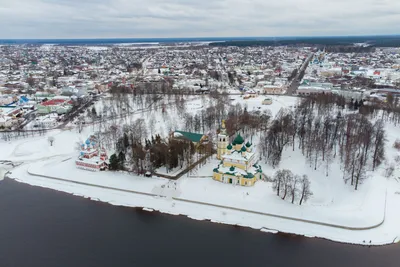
[229,178,232,184]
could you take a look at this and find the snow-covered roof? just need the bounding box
[222,151,255,162]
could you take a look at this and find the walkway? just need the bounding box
[19,163,387,232]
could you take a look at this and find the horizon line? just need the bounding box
[1,34,399,41]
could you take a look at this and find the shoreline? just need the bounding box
[3,175,397,247]
[5,159,399,247]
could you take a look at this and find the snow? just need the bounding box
[155,166,184,177]
[0,127,93,162]
[7,157,400,245]
[2,95,400,246]
[173,132,183,137]
[229,95,299,117]
[86,46,109,51]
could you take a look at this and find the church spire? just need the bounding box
[220,120,227,135]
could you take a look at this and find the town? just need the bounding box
[1,42,400,246]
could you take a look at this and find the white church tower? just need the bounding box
[217,120,228,160]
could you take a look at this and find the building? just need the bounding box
[297,86,332,95]
[216,121,229,160]
[262,98,273,105]
[263,84,286,95]
[171,130,210,153]
[33,114,58,128]
[243,93,257,100]
[37,99,73,114]
[213,122,262,186]
[171,130,208,145]
[75,136,108,171]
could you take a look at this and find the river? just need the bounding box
[0,178,398,267]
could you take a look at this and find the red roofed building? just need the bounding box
[37,99,73,114]
[41,99,66,106]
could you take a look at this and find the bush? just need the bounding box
[385,164,395,178]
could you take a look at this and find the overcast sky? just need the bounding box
[0,0,399,39]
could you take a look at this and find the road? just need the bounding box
[12,158,386,232]
[286,53,314,96]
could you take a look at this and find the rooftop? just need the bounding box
[173,130,204,143]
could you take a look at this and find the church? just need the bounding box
[75,135,109,171]
[213,121,262,186]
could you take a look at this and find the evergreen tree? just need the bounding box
[91,106,97,118]
[109,154,120,170]
[145,139,151,150]
[354,100,359,110]
[116,138,124,153]
[123,132,129,148]
[349,99,354,110]
[118,151,126,166]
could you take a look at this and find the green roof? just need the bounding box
[174,130,204,143]
[233,134,244,145]
[243,173,255,179]
[241,146,247,152]
[245,141,251,147]
[227,144,232,149]
[230,166,235,172]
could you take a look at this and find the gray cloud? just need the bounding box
[0,0,399,38]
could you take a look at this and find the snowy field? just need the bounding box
[2,94,400,246]
[229,95,299,116]
[90,94,207,138]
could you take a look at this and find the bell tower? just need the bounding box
[217,120,228,160]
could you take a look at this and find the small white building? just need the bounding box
[297,86,332,95]
[262,98,273,105]
[34,114,59,129]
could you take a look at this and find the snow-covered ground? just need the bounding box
[2,94,400,246]
[229,95,299,116]
[6,155,400,245]
[91,94,206,138]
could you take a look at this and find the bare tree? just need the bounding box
[272,169,284,196]
[290,175,301,204]
[372,120,386,170]
[272,169,293,199]
[48,136,55,146]
[265,109,292,167]
[281,170,294,200]
[299,175,312,205]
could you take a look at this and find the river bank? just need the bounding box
[0,178,399,267]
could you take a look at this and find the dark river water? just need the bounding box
[0,179,398,267]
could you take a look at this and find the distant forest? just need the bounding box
[208,35,400,49]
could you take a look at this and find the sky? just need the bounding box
[0,0,399,39]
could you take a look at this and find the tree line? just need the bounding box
[260,94,387,190]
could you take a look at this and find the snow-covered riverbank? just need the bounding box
[5,155,400,246]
